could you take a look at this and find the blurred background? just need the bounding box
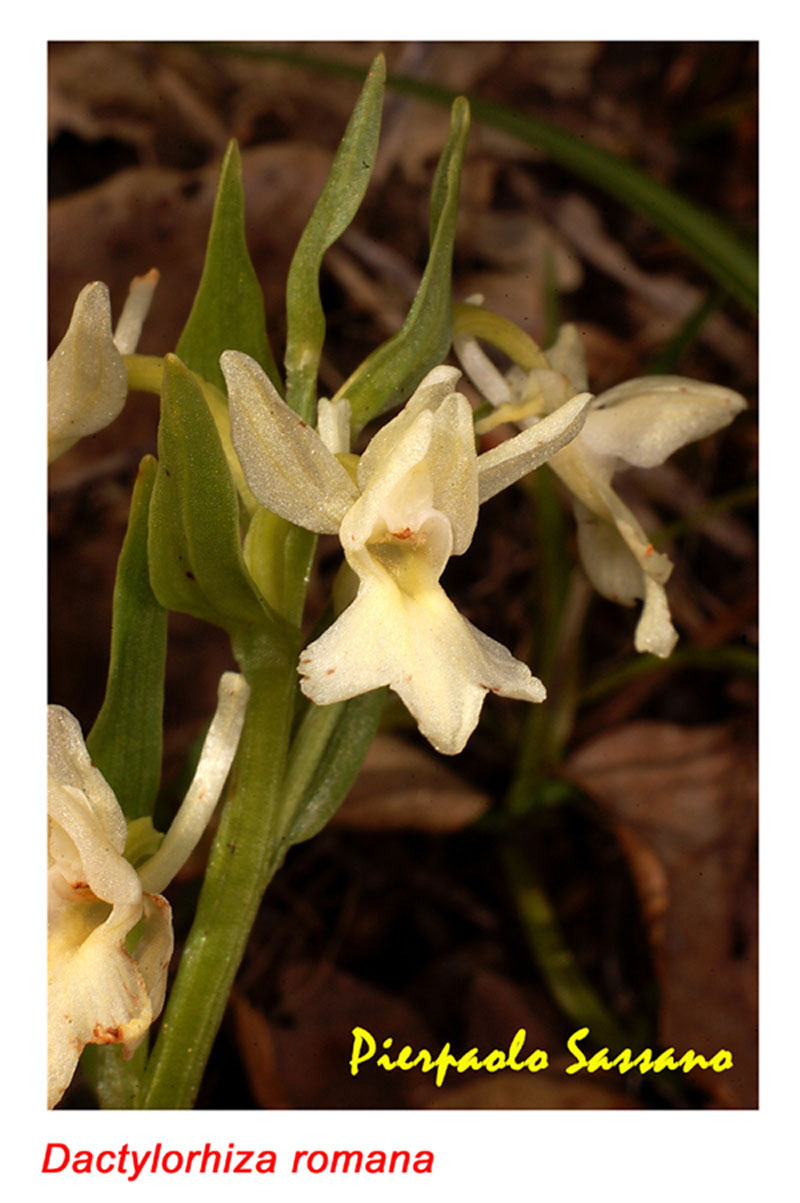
[48,41,757,1109]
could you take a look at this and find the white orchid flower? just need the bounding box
[221,352,592,755]
[48,270,159,463]
[455,314,747,658]
[47,671,248,1108]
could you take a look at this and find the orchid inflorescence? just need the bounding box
[46,56,749,1109]
[47,673,248,1107]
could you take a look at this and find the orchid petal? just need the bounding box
[222,350,359,533]
[129,892,174,1039]
[47,890,156,1109]
[543,322,588,392]
[584,376,747,468]
[635,576,679,658]
[598,484,673,583]
[573,500,646,607]
[356,365,462,485]
[551,442,673,583]
[138,672,249,895]
[299,575,544,756]
[48,781,142,908]
[48,706,129,871]
[477,391,593,504]
[452,332,513,407]
[422,392,480,555]
[506,365,572,417]
[112,268,159,355]
[317,396,352,455]
[344,409,437,551]
[574,501,678,658]
[48,282,129,463]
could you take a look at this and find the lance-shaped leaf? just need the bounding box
[283,54,385,423]
[148,354,287,638]
[86,456,167,820]
[339,97,471,433]
[280,689,386,849]
[177,140,280,393]
[237,50,756,313]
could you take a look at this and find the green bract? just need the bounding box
[147,355,289,642]
[177,140,281,394]
[284,53,386,423]
[339,97,471,433]
[86,457,167,821]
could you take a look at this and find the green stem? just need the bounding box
[502,841,631,1051]
[124,353,164,394]
[83,1042,149,1110]
[123,353,321,1107]
[135,638,297,1109]
[279,699,346,828]
[506,467,572,817]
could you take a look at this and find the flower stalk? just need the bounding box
[135,642,298,1109]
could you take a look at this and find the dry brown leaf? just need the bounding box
[49,44,162,148]
[268,962,438,1108]
[331,734,490,832]
[428,966,640,1110]
[553,194,757,380]
[506,42,601,100]
[460,970,578,1088]
[229,990,293,1109]
[468,211,583,293]
[49,143,334,356]
[324,247,407,335]
[565,720,757,1108]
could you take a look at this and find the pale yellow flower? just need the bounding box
[221,353,592,754]
[456,315,747,657]
[48,270,158,463]
[47,672,248,1107]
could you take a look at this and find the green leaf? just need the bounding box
[86,456,167,820]
[338,97,471,432]
[148,354,286,638]
[280,689,386,848]
[283,54,386,423]
[177,140,280,393]
[220,48,757,314]
[242,506,316,628]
